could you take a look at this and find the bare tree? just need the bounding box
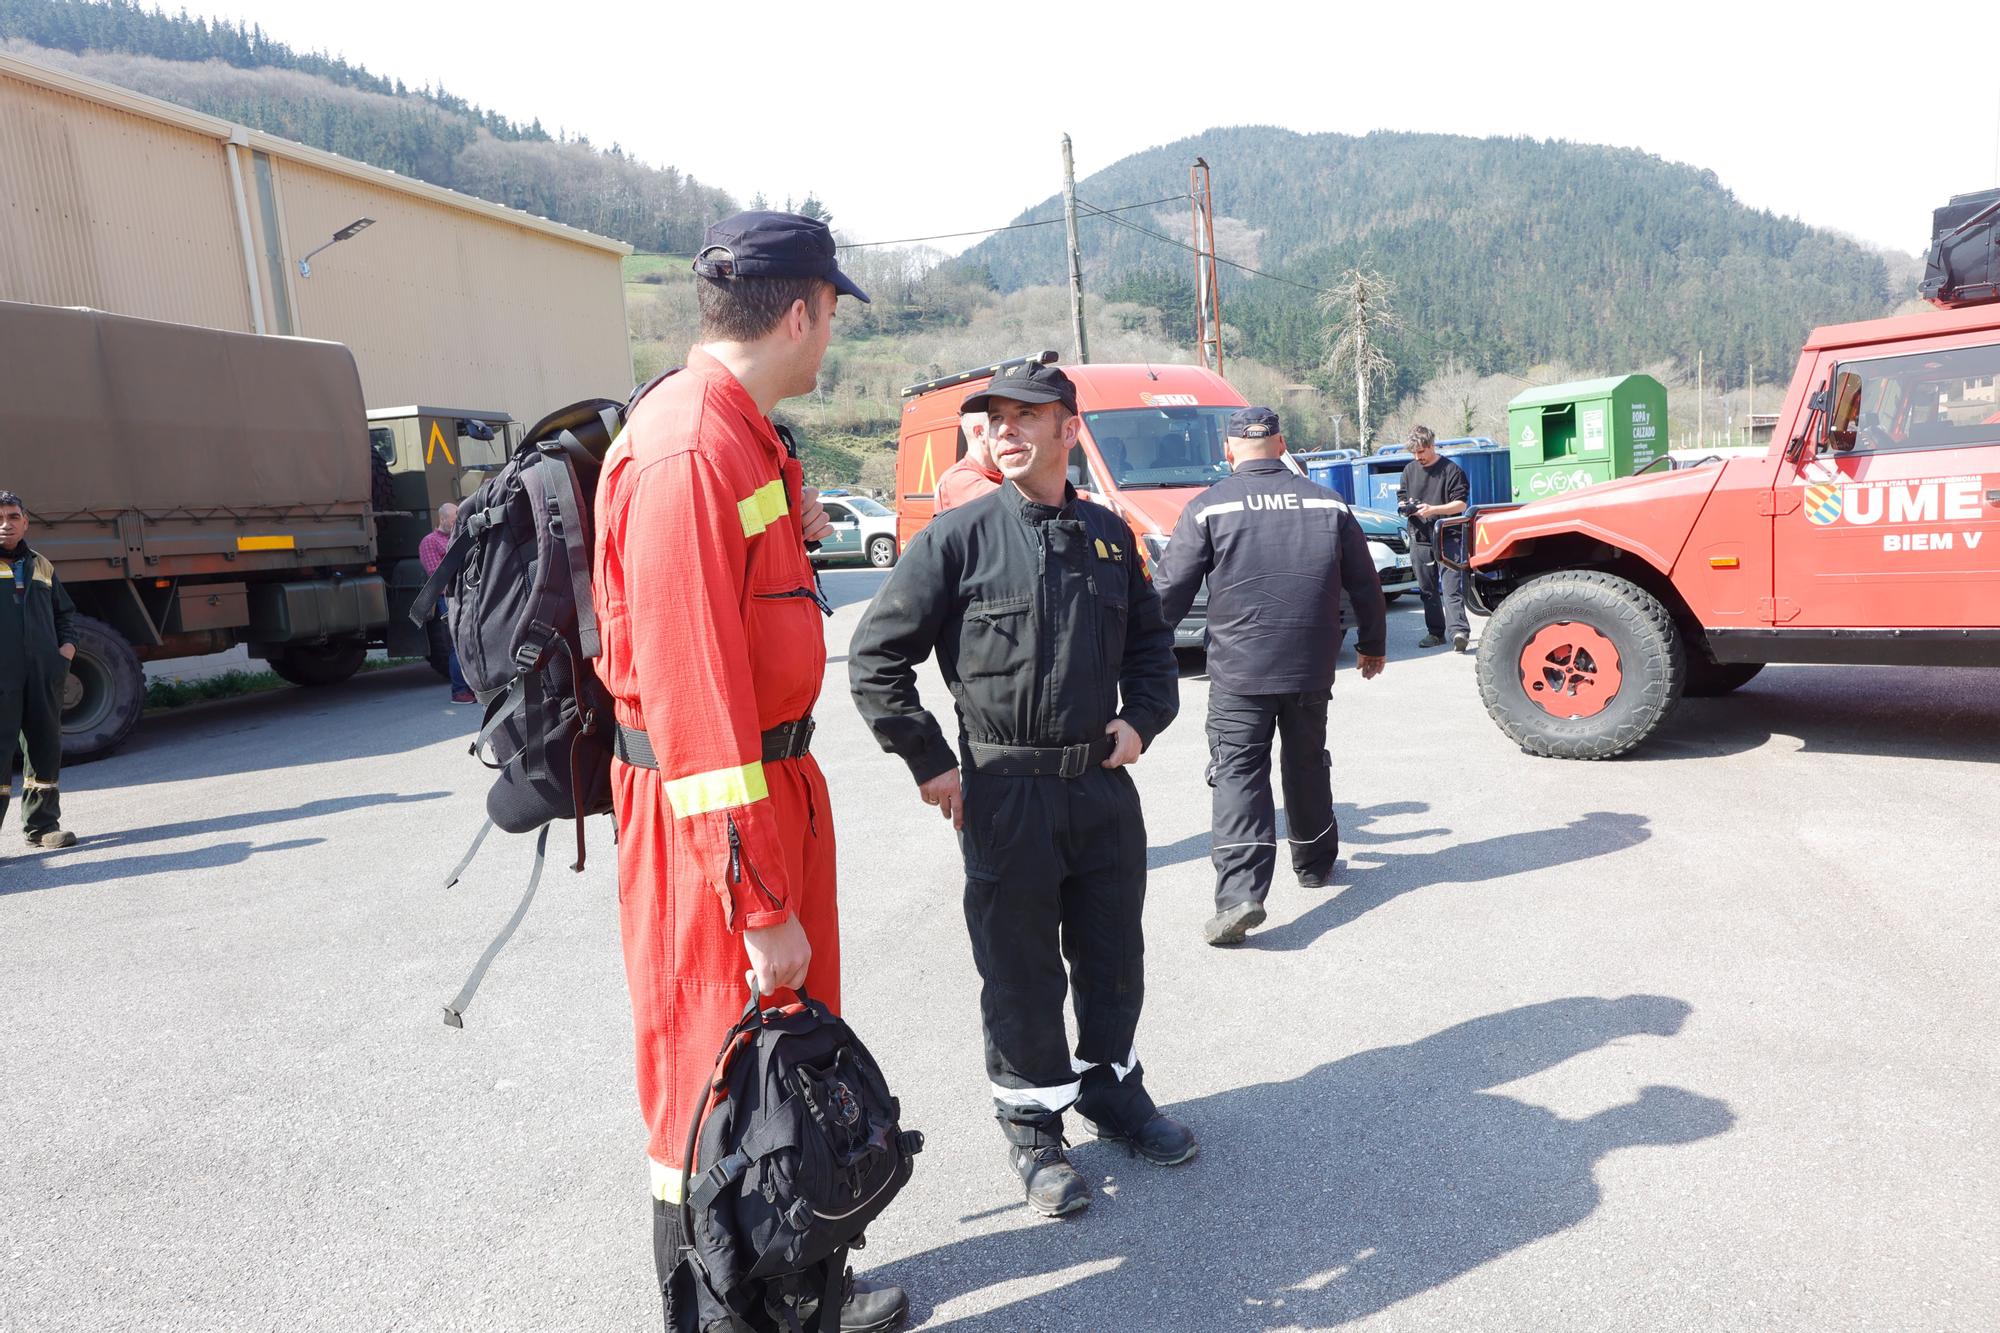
[1317,268,1401,451]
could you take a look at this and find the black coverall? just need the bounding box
[1155,460,1386,912]
[1402,455,1471,642]
[2,544,77,839]
[849,482,1178,1139]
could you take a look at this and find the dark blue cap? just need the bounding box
[961,362,1077,414]
[1228,406,1282,439]
[692,210,870,303]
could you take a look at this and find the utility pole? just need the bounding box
[1061,134,1090,364]
[1190,157,1223,375]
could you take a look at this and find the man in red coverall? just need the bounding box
[592,211,906,1332]
[933,411,1002,511]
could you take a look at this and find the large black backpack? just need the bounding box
[670,986,924,1333]
[415,373,675,1026]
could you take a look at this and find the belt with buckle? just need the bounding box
[964,734,1116,778]
[614,718,815,770]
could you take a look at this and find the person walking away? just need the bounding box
[419,502,474,703]
[0,491,79,851]
[1400,425,1471,651]
[1153,408,1387,946]
[849,360,1191,1221]
[933,412,1002,511]
[591,212,906,1332]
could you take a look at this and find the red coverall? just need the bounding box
[933,455,1003,512]
[592,349,839,1202]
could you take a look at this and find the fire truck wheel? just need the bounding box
[1682,656,1764,698]
[268,636,368,687]
[59,615,146,763]
[1475,571,1684,759]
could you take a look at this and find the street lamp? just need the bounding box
[298,217,376,278]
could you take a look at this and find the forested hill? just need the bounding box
[961,126,1901,393]
[0,0,735,252]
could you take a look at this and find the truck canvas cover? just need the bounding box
[0,301,371,574]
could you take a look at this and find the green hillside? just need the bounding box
[961,126,1900,399]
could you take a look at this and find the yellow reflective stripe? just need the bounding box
[662,761,768,816]
[24,778,57,790]
[737,479,788,538]
[651,1157,685,1203]
[236,535,295,552]
[32,555,55,585]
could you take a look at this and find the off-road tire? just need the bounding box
[1475,571,1684,760]
[867,535,898,568]
[59,615,145,763]
[1682,656,1764,698]
[268,637,368,687]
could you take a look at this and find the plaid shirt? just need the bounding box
[418,527,451,578]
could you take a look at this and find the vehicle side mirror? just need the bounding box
[1825,371,1863,453]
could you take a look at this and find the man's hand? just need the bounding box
[58,644,75,662]
[919,766,964,830]
[1357,653,1386,680]
[799,486,834,544]
[743,915,810,993]
[1102,718,1143,768]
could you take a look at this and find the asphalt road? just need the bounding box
[5,568,1997,1332]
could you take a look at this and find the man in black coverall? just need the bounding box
[0,491,80,850]
[1400,425,1471,651]
[849,362,1192,1220]
[1154,408,1386,947]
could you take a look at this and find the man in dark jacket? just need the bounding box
[1154,408,1386,946]
[1400,425,1471,651]
[0,491,79,850]
[849,361,1191,1220]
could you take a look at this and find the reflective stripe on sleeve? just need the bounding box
[650,1156,685,1203]
[1193,500,1243,525]
[737,479,789,537]
[663,760,768,816]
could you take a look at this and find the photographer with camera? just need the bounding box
[1399,425,1471,652]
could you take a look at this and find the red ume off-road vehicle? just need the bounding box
[1441,193,2000,758]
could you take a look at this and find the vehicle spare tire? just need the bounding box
[59,614,146,763]
[268,637,368,687]
[1682,655,1764,698]
[1474,571,1685,760]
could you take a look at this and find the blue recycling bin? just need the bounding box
[1363,437,1509,510]
[1294,449,1360,503]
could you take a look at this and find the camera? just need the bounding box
[1396,487,1421,519]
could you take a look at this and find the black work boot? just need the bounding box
[1003,1117,1091,1218]
[1076,1066,1198,1167]
[1203,900,1266,946]
[837,1269,910,1332]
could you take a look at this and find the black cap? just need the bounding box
[1228,406,1282,439]
[961,362,1078,415]
[692,210,870,303]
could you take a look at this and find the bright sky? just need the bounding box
[201,0,1997,257]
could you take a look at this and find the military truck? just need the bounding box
[2,301,514,760]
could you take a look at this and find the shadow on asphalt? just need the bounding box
[882,995,1732,1331]
[1149,800,1452,872]
[822,568,891,612]
[68,791,448,855]
[3,836,325,896]
[1250,810,1652,953]
[1633,664,2000,764]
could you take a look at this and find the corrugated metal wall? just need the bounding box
[0,58,632,429]
[0,76,254,332]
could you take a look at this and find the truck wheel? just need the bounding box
[1683,656,1763,698]
[867,535,898,568]
[1475,571,1684,760]
[59,615,146,763]
[268,637,368,687]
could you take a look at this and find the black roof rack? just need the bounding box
[901,349,1060,400]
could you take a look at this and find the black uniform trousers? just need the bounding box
[959,762,1150,1140]
[0,681,63,838]
[1411,541,1470,641]
[1206,687,1338,912]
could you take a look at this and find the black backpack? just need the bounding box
[670,986,924,1333]
[414,373,676,1026]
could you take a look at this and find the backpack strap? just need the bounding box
[441,816,494,889]
[409,525,476,626]
[534,449,601,659]
[442,824,550,1028]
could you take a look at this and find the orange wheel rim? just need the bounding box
[1518,622,1623,719]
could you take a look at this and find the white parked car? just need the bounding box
[811,493,900,568]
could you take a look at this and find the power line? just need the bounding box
[1078,198,1335,295]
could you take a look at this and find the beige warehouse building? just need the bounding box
[0,51,632,426]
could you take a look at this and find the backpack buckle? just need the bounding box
[515,642,544,671]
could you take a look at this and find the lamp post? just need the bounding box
[298,217,376,278]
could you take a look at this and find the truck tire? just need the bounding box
[1683,656,1764,698]
[268,637,368,687]
[1475,571,1684,760]
[59,615,146,763]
